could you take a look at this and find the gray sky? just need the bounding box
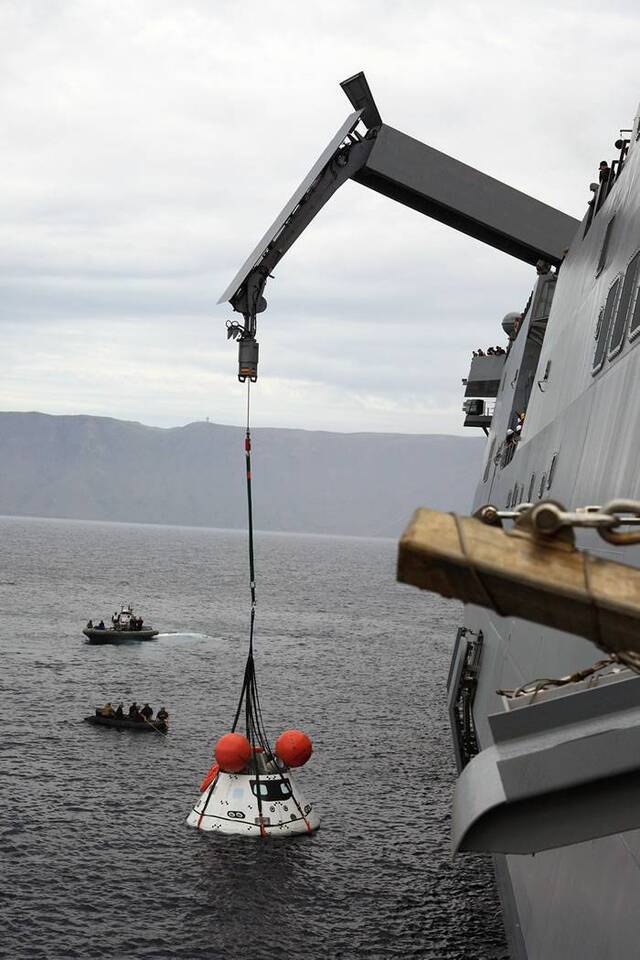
[2,0,639,434]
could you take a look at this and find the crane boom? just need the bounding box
[220,72,579,380]
[354,123,578,266]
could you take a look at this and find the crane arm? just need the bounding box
[220,72,580,380]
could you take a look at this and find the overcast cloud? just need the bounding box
[2,0,639,433]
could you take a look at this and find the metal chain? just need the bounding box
[478,499,640,545]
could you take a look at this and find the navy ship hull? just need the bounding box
[454,105,640,958]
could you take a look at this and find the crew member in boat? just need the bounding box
[97,620,105,630]
[114,703,124,719]
[141,703,153,722]
[86,619,93,629]
[157,707,169,723]
[128,701,141,720]
[97,702,114,717]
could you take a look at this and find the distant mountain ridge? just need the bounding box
[0,412,485,537]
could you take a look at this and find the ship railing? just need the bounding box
[584,144,629,235]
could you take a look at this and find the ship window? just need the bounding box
[595,216,615,277]
[527,474,536,502]
[610,252,640,356]
[533,276,556,321]
[547,454,558,490]
[506,488,512,509]
[482,437,496,483]
[592,276,621,373]
[594,308,604,342]
[628,270,640,341]
[538,474,547,499]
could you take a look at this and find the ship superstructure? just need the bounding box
[219,73,640,958]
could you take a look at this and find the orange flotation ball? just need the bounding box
[275,729,313,767]
[215,732,252,772]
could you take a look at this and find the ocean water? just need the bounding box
[0,516,507,960]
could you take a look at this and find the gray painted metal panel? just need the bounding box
[453,673,640,854]
[340,71,382,130]
[356,125,579,265]
[465,354,505,397]
[218,109,363,305]
[460,130,640,955]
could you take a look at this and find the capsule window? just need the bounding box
[538,474,547,499]
[547,454,558,490]
[250,779,292,801]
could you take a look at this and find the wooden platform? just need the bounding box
[397,507,640,655]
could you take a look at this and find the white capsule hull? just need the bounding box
[187,770,320,836]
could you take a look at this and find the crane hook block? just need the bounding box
[238,338,259,383]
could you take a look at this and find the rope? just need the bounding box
[214,381,309,836]
[196,772,220,829]
[245,381,257,616]
[141,714,168,737]
[496,653,640,699]
[228,379,274,838]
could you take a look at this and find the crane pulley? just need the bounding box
[227,320,259,382]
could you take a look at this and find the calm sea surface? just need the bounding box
[0,516,507,960]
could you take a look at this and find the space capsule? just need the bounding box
[187,730,320,837]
